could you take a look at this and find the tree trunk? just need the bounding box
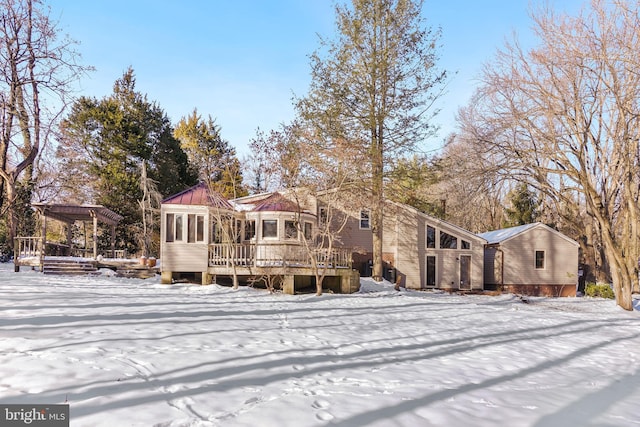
[6,178,18,257]
[371,130,384,282]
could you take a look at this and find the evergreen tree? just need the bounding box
[386,155,446,218]
[58,68,197,254]
[174,109,247,198]
[297,0,447,281]
[503,183,538,227]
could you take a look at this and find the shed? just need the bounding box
[478,222,579,297]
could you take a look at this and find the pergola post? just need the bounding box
[111,225,116,258]
[40,210,47,272]
[66,221,73,256]
[91,210,98,260]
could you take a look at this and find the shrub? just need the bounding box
[585,283,615,299]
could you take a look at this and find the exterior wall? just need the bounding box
[391,204,485,291]
[483,226,579,296]
[500,227,578,287]
[483,245,501,287]
[160,204,210,273]
[338,213,374,253]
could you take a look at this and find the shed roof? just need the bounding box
[32,203,123,226]
[477,222,579,246]
[162,183,233,210]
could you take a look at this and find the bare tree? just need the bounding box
[0,0,88,252]
[138,161,162,258]
[459,0,640,309]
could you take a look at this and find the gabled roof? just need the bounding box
[252,192,300,212]
[161,182,233,210]
[478,222,579,246]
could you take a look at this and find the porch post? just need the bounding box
[283,275,295,295]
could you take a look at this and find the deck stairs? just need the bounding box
[43,259,99,276]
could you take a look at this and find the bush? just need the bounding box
[585,283,615,299]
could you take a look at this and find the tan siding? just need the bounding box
[394,207,421,288]
[392,204,485,290]
[162,243,209,272]
[160,204,211,273]
[501,228,578,286]
[338,215,373,252]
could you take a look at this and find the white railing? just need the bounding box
[208,243,352,269]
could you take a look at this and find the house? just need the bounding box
[160,184,359,294]
[160,184,486,293]
[343,200,487,291]
[478,222,579,297]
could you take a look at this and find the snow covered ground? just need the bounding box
[1,263,639,427]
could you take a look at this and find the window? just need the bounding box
[535,250,545,269]
[360,210,370,229]
[245,220,256,240]
[262,219,278,238]
[210,220,221,243]
[187,214,205,243]
[175,214,183,241]
[197,215,205,242]
[285,220,298,239]
[165,213,184,242]
[319,207,327,226]
[440,231,457,249]
[304,222,313,240]
[461,240,470,250]
[426,225,436,248]
[165,213,175,242]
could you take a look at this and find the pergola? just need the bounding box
[31,203,124,259]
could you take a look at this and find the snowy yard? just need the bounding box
[1,263,639,427]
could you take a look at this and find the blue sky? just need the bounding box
[54,0,583,158]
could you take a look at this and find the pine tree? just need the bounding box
[503,183,538,227]
[58,68,197,254]
[297,0,447,280]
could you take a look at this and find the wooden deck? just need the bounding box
[14,237,157,278]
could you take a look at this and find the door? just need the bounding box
[459,255,471,290]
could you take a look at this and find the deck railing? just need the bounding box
[208,242,352,269]
[14,236,43,259]
[14,236,125,260]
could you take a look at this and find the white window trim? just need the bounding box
[284,220,299,240]
[359,209,371,230]
[262,219,279,239]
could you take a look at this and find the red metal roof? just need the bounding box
[162,183,233,209]
[252,192,300,212]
